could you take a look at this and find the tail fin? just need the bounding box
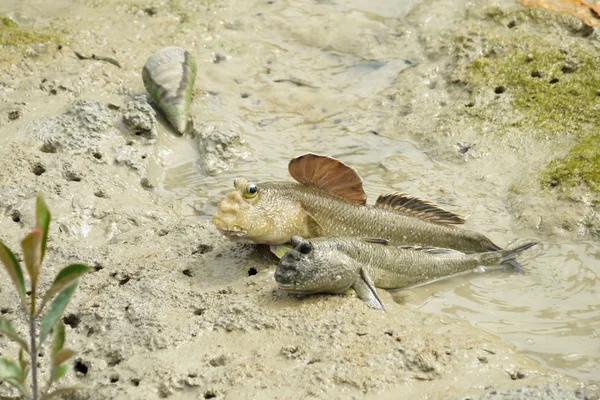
[500,242,537,274]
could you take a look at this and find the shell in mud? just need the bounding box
[142,46,197,134]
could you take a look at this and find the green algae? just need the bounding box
[462,19,600,199]
[541,135,600,204]
[0,15,63,65]
[466,41,600,136]
[0,16,61,47]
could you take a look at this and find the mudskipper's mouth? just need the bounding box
[212,217,248,237]
[217,228,248,237]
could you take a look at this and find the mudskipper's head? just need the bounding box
[275,236,358,294]
[212,179,307,245]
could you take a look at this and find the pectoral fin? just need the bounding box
[270,244,293,259]
[353,268,385,311]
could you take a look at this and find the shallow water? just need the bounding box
[2,0,598,387]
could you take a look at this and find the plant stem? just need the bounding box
[29,315,38,400]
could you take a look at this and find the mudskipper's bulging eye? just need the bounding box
[299,242,313,254]
[244,183,258,198]
[233,178,238,187]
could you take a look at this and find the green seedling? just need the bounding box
[0,194,93,400]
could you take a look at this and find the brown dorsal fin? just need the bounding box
[375,192,466,225]
[288,153,367,205]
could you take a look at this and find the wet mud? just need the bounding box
[0,0,599,398]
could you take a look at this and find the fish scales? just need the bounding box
[260,182,500,253]
[311,237,502,288]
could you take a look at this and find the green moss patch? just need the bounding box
[466,40,600,136]
[541,135,600,203]
[461,18,600,199]
[0,17,61,47]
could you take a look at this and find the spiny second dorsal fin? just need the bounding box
[375,192,466,225]
[288,153,367,205]
[362,238,389,245]
[398,246,465,255]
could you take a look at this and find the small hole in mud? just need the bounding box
[11,210,21,223]
[93,152,102,159]
[1,308,11,314]
[241,93,249,98]
[63,313,80,329]
[141,155,147,159]
[94,190,107,198]
[130,378,140,386]
[248,267,258,276]
[507,20,516,28]
[204,391,217,399]
[494,86,506,94]
[87,327,95,337]
[32,163,46,176]
[126,140,134,146]
[119,276,131,286]
[194,308,205,316]
[465,101,475,107]
[107,356,123,367]
[549,78,559,84]
[74,360,89,376]
[110,374,119,383]
[561,65,575,74]
[64,171,82,182]
[191,244,214,255]
[531,70,542,78]
[182,269,193,277]
[93,263,104,272]
[40,143,58,153]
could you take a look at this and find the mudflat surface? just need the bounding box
[0,0,598,399]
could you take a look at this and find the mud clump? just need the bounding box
[122,97,158,142]
[194,122,250,175]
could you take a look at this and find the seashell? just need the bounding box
[142,46,197,134]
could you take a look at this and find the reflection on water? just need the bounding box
[154,0,600,385]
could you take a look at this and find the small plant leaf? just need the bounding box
[44,384,87,400]
[21,228,43,295]
[4,377,27,395]
[0,317,29,352]
[36,193,51,262]
[18,348,29,376]
[0,357,22,380]
[53,362,70,382]
[0,242,27,306]
[53,348,74,368]
[39,264,92,313]
[40,281,78,345]
[51,320,65,358]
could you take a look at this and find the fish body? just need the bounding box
[275,236,537,310]
[213,153,523,270]
[258,182,500,252]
